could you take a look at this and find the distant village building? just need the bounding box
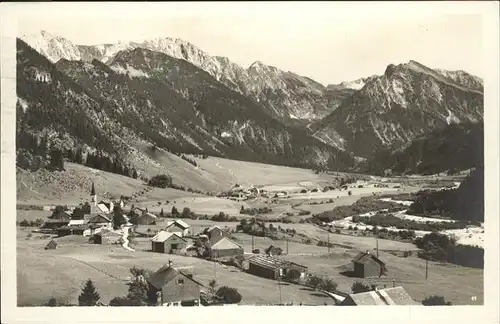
[151,231,188,254]
[247,255,308,280]
[56,224,90,237]
[89,229,122,245]
[45,239,57,250]
[339,287,418,306]
[41,219,70,231]
[137,211,157,225]
[203,225,228,240]
[165,220,190,237]
[87,214,112,228]
[351,251,387,278]
[147,263,204,306]
[265,245,283,257]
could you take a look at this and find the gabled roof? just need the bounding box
[45,240,57,248]
[352,252,386,269]
[166,219,190,230]
[342,287,418,305]
[151,230,187,243]
[88,214,111,223]
[210,236,242,250]
[147,265,204,290]
[51,211,71,221]
[139,212,157,219]
[248,255,289,270]
[45,219,70,224]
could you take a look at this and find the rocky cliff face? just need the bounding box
[17,39,355,173]
[19,31,363,121]
[312,60,483,158]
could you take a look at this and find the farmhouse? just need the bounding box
[45,239,57,250]
[351,251,387,278]
[265,245,283,256]
[247,255,307,280]
[137,212,157,225]
[203,225,228,240]
[41,219,70,231]
[50,210,71,221]
[56,224,90,237]
[339,287,418,306]
[147,263,204,306]
[165,220,190,237]
[207,235,243,260]
[87,214,112,228]
[89,229,122,245]
[151,231,188,254]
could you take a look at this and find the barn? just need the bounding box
[165,220,190,237]
[87,214,112,228]
[137,212,157,225]
[351,251,387,278]
[45,240,57,250]
[89,229,122,244]
[247,255,307,280]
[151,231,188,254]
[208,236,243,260]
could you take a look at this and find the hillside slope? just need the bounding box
[312,60,483,157]
[17,39,355,176]
[359,121,483,175]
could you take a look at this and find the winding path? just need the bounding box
[121,225,135,252]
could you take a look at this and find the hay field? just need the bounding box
[16,228,335,306]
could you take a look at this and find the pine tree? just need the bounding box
[132,169,138,179]
[160,208,164,217]
[171,206,179,216]
[78,279,101,306]
[91,182,96,196]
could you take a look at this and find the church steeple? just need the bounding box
[90,182,97,206]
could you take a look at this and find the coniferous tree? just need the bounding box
[78,279,101,306]
[91,182,96,196]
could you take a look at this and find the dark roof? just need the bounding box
[45,240,57,248]
[352,252,387,269]
[147,265,204,290]
[265,245,282,254]
[51,211,71,221]
[94,229,122,238]
[57,224,90,231]
[88,214,111,223]
[342,287,418,305]
[248,255,306,271]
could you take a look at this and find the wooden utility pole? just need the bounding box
[286,239,289,255]
[252,235,254,251]
[278,274,283,305]
[327,233,330,254]
[214,260,217,280]
[376,239,379,258]
[425,259,428,279]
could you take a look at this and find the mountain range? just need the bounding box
[16,30,484,178]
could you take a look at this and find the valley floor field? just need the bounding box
[15,156,483,307]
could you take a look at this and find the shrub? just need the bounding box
[298,210,311,216]
[148,174,173,189]
[307,275,323,289]
[20,219,30,227]
[319,278,338,292]
[422,295,452,306]
[284,269,301,283]
[351,281,371,294]
[216,286,242,304]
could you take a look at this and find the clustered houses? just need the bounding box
[165,220,190,237]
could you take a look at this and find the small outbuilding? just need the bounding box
[45,239,58,250]
[165,220,191,237]
[151,231,188,254]
[351,251,387,278]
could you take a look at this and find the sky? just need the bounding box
[13,2,486,85]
